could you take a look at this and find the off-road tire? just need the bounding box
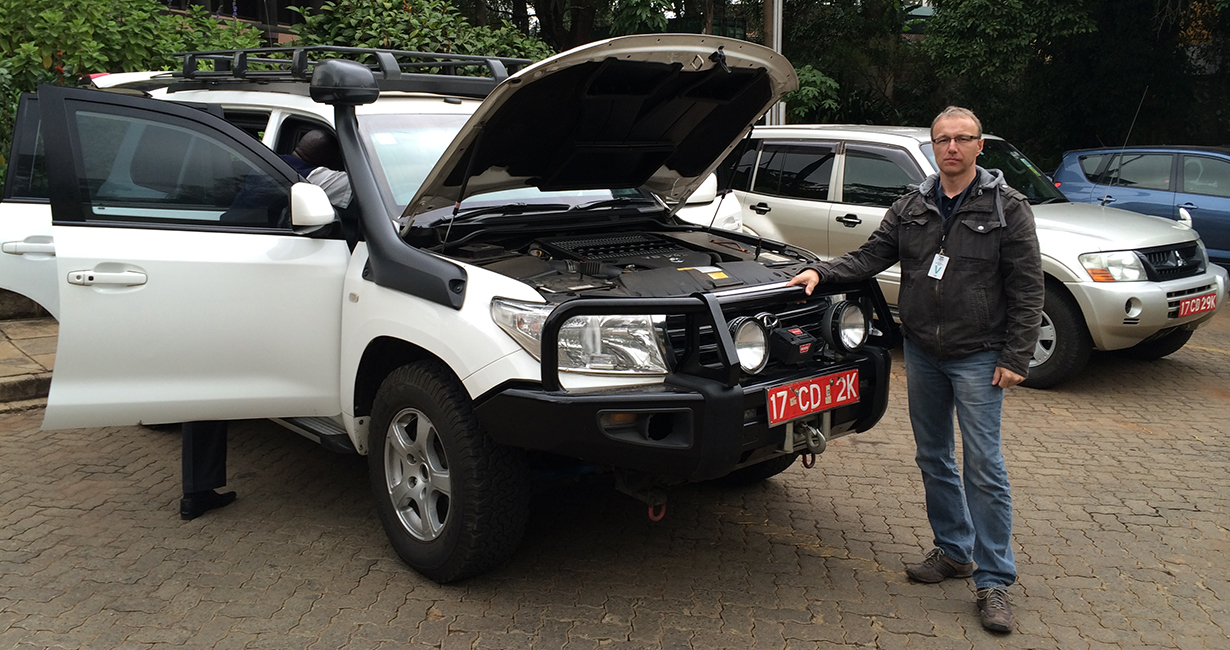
[1022,283,1091,389]
[368,361,530,583]
[1118,328,1193,361]
[712,454,798,487]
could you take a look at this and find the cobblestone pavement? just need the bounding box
[1,314,1227,650]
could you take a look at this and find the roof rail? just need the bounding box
[170,46,535,99]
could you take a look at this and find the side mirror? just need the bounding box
[1179,207,1194,228]
[686,173,719,205]
[291,182,337,232]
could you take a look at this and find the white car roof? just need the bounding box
[748,124,1007,147]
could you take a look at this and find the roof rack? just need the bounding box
[168,46,535,99]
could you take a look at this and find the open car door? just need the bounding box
[37,85,350,429]
[0,95,60,317]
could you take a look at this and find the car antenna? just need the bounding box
[1099,86,1147,207]
[709,126,755,231]
[445,130,484,244]
[1120,86,1148,151]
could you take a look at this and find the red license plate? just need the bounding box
[1178,292,1217,318]
[766,369,859,426]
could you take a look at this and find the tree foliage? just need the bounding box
[290,0,553,60]
[0,0,261,186]
[0,0,260,90]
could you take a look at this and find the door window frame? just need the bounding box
[39,85,303,236]
[832,141,925,207]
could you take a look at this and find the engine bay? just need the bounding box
[445,230,812,299]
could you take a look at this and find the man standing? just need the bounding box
[788,106,1043,632]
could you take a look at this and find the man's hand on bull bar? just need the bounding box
[787,269,820,295]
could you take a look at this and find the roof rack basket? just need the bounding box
[171,46,535,98]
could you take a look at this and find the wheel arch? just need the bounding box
[353,336,459,444]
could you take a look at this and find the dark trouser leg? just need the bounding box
[182,421,228,494]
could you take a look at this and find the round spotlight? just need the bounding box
[728,316,770,374]
[822,301,869,352]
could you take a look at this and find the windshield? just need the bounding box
[924,138,1066,204]
[357,113,634,214]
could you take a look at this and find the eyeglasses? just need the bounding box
[931,134,981,146]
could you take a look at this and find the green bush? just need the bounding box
[290,0,553,62]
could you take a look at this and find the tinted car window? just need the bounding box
[841,144,923,206]
[978,140,1067,203]
[721,140,758,192]
[1078,154,1105,181]
[1102,153,1173,191]
[1182,155,1230,198]
[752,143,835,200]
[74,110,290,227]
[4,96,48,201]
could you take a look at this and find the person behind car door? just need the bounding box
[279,129,352,209]
[787,106,1044,633]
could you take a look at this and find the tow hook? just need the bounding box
[614,470,669,522]
[798,419,827,454]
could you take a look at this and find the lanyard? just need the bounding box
[938,187,969,255]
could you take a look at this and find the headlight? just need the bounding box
[1079,251,1147,282]
[727,316,770,374]
[821,301,869,352]
[491,299,668,376]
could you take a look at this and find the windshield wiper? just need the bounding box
[567,197,657,211]
[1034,197,1068,205]
[451,202,573,220]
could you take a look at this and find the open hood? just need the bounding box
[401,34,798,224]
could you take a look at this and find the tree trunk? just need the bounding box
[513,0,528,33]
[763,0,774,47]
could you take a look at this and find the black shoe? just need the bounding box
[180,490,237,520]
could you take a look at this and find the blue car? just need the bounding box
[1053,146,1230,266]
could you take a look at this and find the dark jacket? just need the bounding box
[807,166,1044,375]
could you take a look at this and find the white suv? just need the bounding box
[711,125,1227,388]
[0,38,897,581]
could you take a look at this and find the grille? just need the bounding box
[664,298,833,374]
[1138,243,1205,282]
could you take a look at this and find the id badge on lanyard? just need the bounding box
[930,189,967,281]
[928,253,949,279]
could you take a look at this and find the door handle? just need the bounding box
[835,214,863,227]
[67,270,147,287]
[2,241,55,255]
[1099,195,1116,206]
[751,202,772,215]
[1178,202,1199,210]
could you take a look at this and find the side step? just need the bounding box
[273,417,359,454]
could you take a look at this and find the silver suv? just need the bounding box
[704,125,1227,388]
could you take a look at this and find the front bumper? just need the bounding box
[473,282,895,482]
[1067,264,1227,350]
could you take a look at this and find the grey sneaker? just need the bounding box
[976,587,1014,633]
[904,548,975,583]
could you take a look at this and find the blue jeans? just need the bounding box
[904,339,1016,589]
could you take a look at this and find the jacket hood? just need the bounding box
[917,166,1007,196]
[402,34,798,225]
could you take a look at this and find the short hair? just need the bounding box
[293,129,341,169]
[931,106,982,137]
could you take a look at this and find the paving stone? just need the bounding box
[0,315,1227,648]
